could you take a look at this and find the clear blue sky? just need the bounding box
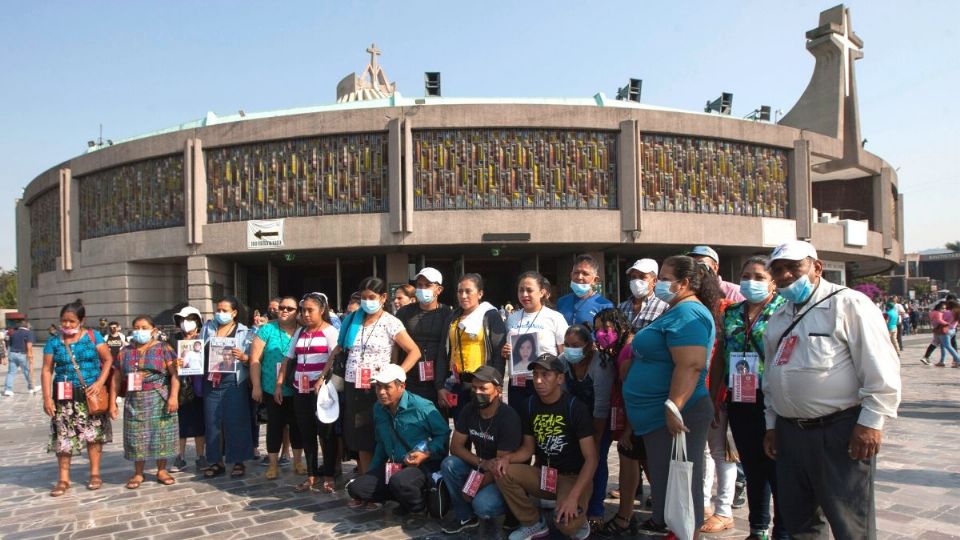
[1,0,957,272]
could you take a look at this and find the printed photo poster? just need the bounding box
[177,339,204,376]
[511,333,539,377]
[209,336,239,374]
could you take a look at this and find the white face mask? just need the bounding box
[629,279,649,298]
[180,320,198,333]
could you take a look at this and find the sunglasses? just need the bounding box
[277,306,297,313]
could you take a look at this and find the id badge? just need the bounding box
[56,381,73,400]
[775,335,798,366]
[727,352,744,388]
[385,462,403,483]
[355,368,371,390]
[299,374,311,394]
[446,392,458,407]
[462,469,484,497]
[127,372,143,392]
[540,466,558,493]
[419,360,434,381]
[733,373,758,403]
[511,374,528,387]
[610,406,625,431]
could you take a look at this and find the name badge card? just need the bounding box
[355,368,371,390]
[385,462,403,483]
[511,374,528,387]
[775,336,799,366]
[446,392,458,407]
[540,466,558,493]
[733,373,758,403]
[127,372,143,392]
[299,374,311,394]
[462,469,484,497]
[56,381,73,400]
[419,360,434,381]
[610,406,625,431]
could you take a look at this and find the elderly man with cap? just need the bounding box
[346,363,450,516]
[618,258,670,333]
[396,267,453,406]
[440,365,522,533]
[687,246,745,302]
[761,241,900,539]
[492,354,597,540]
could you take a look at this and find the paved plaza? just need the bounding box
[0,334,957,539]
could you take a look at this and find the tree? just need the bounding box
[0,268,17,308]
[947,241,960,252]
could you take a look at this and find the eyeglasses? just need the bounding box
[277,306,297,313]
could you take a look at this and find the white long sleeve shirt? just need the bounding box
[762,279,901,430]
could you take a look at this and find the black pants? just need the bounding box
[292,392,338,477]
[347,463,429,512]
[264,392,302,454]
[728,392,788,539]
[775,409,876,539]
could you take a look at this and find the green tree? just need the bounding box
[947,241,960,252]
[0,268,17,308]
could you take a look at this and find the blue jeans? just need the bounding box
[4,352,33,393]
[203,377,253,464]
[441,455,507,520]
[938,331,960,363]
[588,428,613,517]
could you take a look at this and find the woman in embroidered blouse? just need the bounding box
[41,299,114,497]
[325,277,419,478]
[112,315,180,489]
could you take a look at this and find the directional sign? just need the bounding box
[247,219,285,250]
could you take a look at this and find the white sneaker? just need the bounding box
[3,390,13,397]
[508,517,549,540]
[571,520,591,540]
[30,386,41,394]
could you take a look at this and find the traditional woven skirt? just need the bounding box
[123,388,179,461]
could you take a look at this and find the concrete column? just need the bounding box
[15,200,30,309]
[403,120,414,233]
[385,253,409,287]
[879,167,894,253]
[896,193,904,247]
[187,255,232,318]
[192,139,207,244]
[58,168,73,271]
[388,118,403,233]
[789,139,812,240]
[617,120,640,234]
[184,139,193,245]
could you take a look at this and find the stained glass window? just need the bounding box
[413,129,617,210]
[78,155,185,240]
[29,188,60,287]
[205,133,389,223]
[640,135,788,217]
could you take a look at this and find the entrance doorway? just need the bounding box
[462,258,523,309]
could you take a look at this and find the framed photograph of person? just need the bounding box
[729,351,760,403]
[208,336,239,374]
[177,339,204,376]
[511,333,539,378]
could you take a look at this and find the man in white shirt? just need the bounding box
[761,241,901,539]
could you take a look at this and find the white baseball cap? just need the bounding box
[173,306,202,321]
[626,258,659,275]
[372,363,407,384]
[315,382,340,424]
[768,241,819,265]
[415,267,443,285]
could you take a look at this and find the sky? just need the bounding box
[1,0,958,272]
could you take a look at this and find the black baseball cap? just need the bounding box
[471,366,503,386]
[528,353,565,373]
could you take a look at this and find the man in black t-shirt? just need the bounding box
[440,366,521,533]
[492,354,597,540]
[104,322,127,361]
[396,267,453,407]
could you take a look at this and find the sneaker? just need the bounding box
[278,456,291,467]
[258,455,271,466]
[3,390,13,397]
[935,362,946,367]
[441,515,480,534]
[920,357,931,365]
[572,520,592,540]
[195,456,210,471]
[30,386,41,394]
[170,455,187,473]
[732,481,747,509]
[508,518,549,540]
[637,518,668,535]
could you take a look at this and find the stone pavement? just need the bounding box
[0,334,958,539]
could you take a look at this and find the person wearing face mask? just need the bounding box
[200,295,254,479]
[112,315,181,489]
[169,306,208,473]
[618,258,670,334]
[762,241,901,539]
[439,366,521,533]
[41,299,115,497]
[326,277,420,483]
[396,268,454,406]
[556,254,614,327]
[562,324,617,533]
[392,284,417,314]
[687,245,746,303]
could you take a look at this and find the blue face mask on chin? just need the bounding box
[778,274,814,304]
[570,281,593,298]
[740,280,772,304]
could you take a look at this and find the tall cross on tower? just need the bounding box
[834,10,861,97]
[366,43,381,69]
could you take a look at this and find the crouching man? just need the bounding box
[492,354,597,540]
[347,364,450,516]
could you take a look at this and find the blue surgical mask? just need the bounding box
[214,312,234,325]
[361,299,382,315]
[740,280,772,304]
[654,280,677,303]
[415,288,435,304]
[131,329,153,344]
[778,274,814,304]
[570,281,593,298]
[563,347,585,364]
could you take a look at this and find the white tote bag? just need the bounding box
[663,400,695,540]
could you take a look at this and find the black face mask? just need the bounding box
[473,392,494,409]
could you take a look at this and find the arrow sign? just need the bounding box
[247,219,285,250]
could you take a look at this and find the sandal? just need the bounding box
[157,471,176,485]
[598,513,637,536]
[230,463,246,478]
[347,497,366,508]
[204,463,226,478]
[50,480,70,497]
[86,475,102,491]
[321,478,336,494]
[700,514,734,533]
[125,474,144,490]
[294,478,318,493]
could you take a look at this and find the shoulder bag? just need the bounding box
[65,330,111,415]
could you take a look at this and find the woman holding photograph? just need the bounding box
[201,295,253,479]
[169,306,206,473]
[113,315,180,488]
